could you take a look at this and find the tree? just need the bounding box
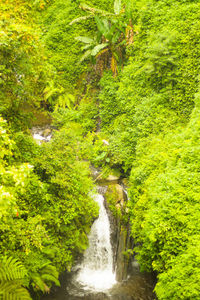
[71,0,133,76]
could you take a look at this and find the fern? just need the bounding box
[0,256,31,300]
[30,262,60,293]
[55,93,76,111]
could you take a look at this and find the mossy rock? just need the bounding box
[105,184,126,218]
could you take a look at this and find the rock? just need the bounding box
[97,175,119,185]
[106,175,120,183]
[121,178,129,187]
[105,184,125,206]
[42,128,51,137]
[90,166,101,180]
[115,184,125,206]
[115,225,130,281]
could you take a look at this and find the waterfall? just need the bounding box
[75,193,116,292]
[31,126,52,144]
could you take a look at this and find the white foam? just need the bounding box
[75,194,116,292]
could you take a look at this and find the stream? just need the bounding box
[32,127,156,300]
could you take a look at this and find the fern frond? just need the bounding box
[41,274,60,287]
[0,257,31,300]
[31,275,46,292]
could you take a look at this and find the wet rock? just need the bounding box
[115,184,125,206]
[121,178,129,188]
[97,175,119,185]
[115,225,131,281]
[106,174,120,182]
[105,184,126,208]
[43,128,51,137]
[109,273,156,300]
[90,166,101,180]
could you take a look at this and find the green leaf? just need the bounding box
[114,0,121,15]
[0,256,31,300]
[80,3,112,16]
[91,43,108,56]
[79,49,92,63]
[75,36,94,44]
[69,14,94,25]
[95,16,107,35]
[82,44,92,51]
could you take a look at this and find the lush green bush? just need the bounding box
[41,0,114,92]
[128,91,200,296]
[0,115,98,294]
[98,0,200,170]
[0,0,51,127]
[96,0,200,298]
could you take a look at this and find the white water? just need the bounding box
[31,127,52,144]
[76,194,116,292]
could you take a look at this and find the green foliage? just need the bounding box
[2,0,200,299]
[72,0,132,75]
[0,114,98,296]
[41,0,92,91]
[155,241,200,300]
[95,0,200,299]
[52,87,99,134]
[99,0,200,169]
[0,0,50,127]
[0,256,31,300]
[128,91,200,297]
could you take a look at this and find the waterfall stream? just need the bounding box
[75,194,116,292]
[32,127,156,300]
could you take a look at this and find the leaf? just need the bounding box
[0,256,31,300]
[95,16,107,35]
[82,44,92,51]
[112,31,121,44]
[91,43,108,56]
[94,152,107,161]
[69,14,94,25]
[114,0,121,15]
[102,19,110,33]
[41,274,60,286]
[75,36,93,44]
[79,49,92,63]
[80,3,112,16]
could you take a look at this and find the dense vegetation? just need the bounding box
[1,0,200,299]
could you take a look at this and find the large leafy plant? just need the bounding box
[0,256,31,300]
[71,0,133,75]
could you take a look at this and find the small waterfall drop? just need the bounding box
[31,126,52,144]
[75,193,116,292]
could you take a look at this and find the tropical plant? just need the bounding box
[55,93,76,111]
[71,0,133,75]
[30,262,60,293]
[0,256,31,300]
[44,81,76,110]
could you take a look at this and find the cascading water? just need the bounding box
[31,126,52,144]
[75,193,116,292]
[34,126,156,300]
